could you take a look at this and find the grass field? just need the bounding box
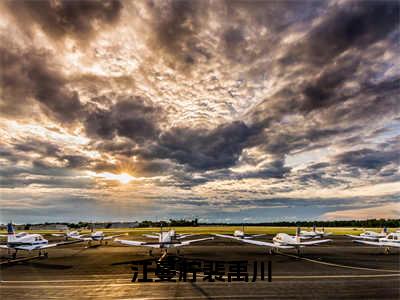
[0,226,396,236]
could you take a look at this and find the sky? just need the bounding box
[0,0,399,224]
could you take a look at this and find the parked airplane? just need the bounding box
[299,225,332,239]
[215,227,331,255]
[79,228,126,246]
[221,225,266,240]
[115,228,213,255]
[143,229,193,241]
[0,223,75,258]
[353,232,400,253]
[52,230,84,240]
[346,227,388,241]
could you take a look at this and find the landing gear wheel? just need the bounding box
[149,249,153,256]
[177,249,180,256]
[269,248,275,255]
[44,252,48,258]
[12,252,17,260]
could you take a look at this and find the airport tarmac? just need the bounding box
[0,235,399,299]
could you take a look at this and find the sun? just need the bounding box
[116,173,135,184]
[90,172,135,184]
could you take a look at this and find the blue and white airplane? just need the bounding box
[0,223,72,258]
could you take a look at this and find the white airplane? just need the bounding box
[353,232,400,253]
[143,229,194,241]
[346,227,388,241]
[299,225,332,239]
[215,227,332,255]
[115,228,214,255]
[79,228,125,246]
[0,223,74,259]
[221,225,266,240]
[52,230,84,240]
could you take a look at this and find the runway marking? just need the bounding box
[1,273,399,286]
[279,253,400,273]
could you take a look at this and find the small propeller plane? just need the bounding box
[115,227,213,255]
[219,225,266,240]
[52,230,84,241]
[346,227,388,241]
[299,225,332,239]
[79,226,126,246]
[0,223,76,259]
[353,232,400,254]
[215,227,332,255]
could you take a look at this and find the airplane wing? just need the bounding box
[143,234,160,239]
[354,240,400,248]
[115,238,161,248]
[0,244,10,249]
[103,234,126,240]
[215,234,293,249]
[214,234,241,240]
[236,238,294,249]
[244,234,265,239]
[174,237,214,247]
[14,243,61,251]
[176,234,195,239]
[346,234,378,241]
[298,235,314,240]
[299,239,332,246]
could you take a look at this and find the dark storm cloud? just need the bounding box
[84,96,162,143]
[283,0,400,66]
[146,0,209,65]
[14,139,60,157]
[0,45,84,123]
[141,121,259,170]
[5,0,122,43]
[300,57,360,112]
[335,148,400,170]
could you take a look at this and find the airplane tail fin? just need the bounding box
[296,226,301,243]
[7,222,16,243]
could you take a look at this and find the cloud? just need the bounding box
[322,202,400,220]
[5,0,123,44]
[84,96,163,142]
[334,148,400,170]
[0,1,399,222]
[0,45,84,123]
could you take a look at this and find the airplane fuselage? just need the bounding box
[7,234,49,248]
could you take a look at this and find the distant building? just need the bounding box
[91,222,139,229]
[30,224,69,231]
[109,222,139,228]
